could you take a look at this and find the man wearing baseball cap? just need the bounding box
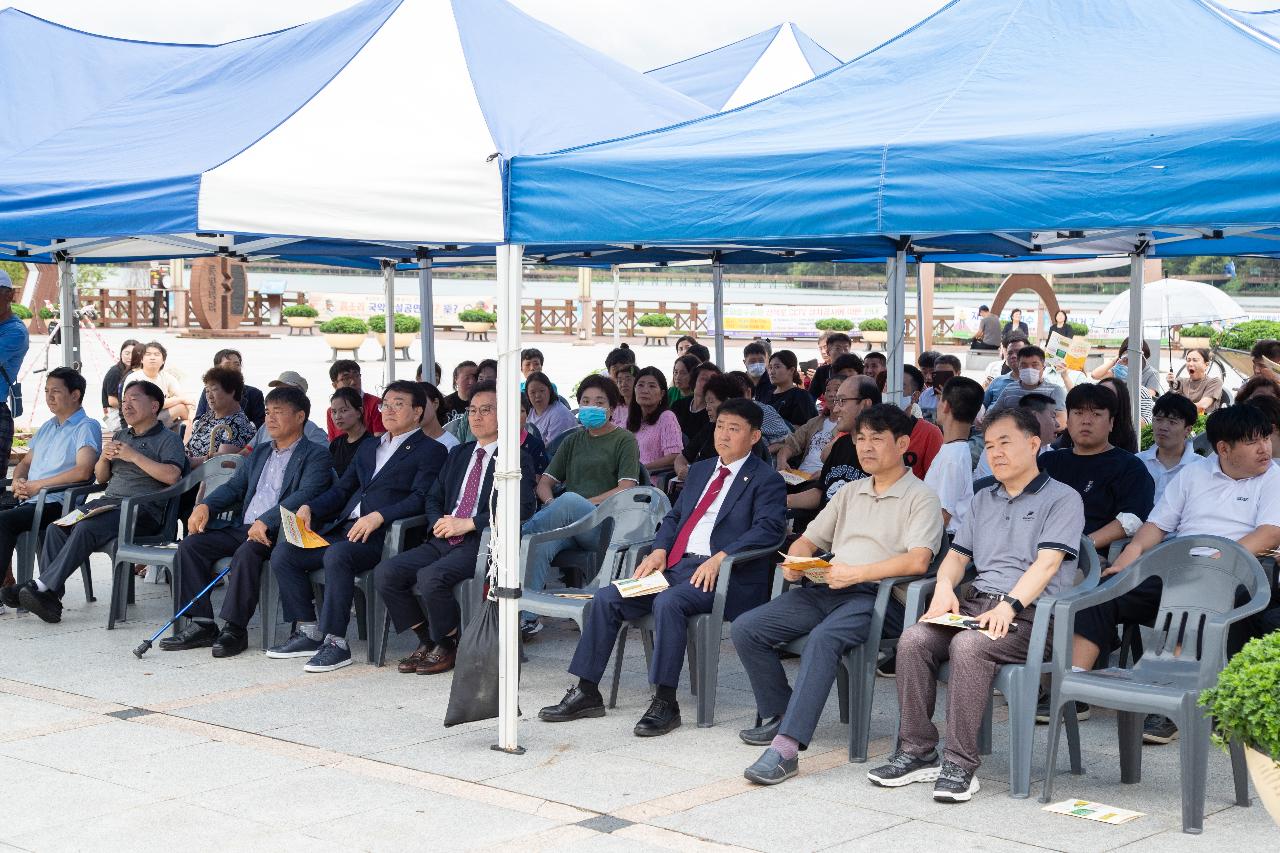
[241,371,328,453]
[0,270,31,485]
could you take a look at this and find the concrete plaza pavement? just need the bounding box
[1,553,1275,852]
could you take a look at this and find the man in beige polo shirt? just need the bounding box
[734,404,943,785]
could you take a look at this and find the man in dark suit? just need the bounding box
[159,385,334,657]
[374,382,537,675]
[268,380,447,673]
[540,397,787,736]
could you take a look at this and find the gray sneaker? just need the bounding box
[265,629,323,659]
[867,748,941,787]
[932,760,980,803]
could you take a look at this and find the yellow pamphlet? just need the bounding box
[279,506,329,549]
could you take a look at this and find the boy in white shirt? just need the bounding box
[926,376,982,534]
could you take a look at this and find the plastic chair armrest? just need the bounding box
[386,514,430,558]
[712,539,786,620]
[523,508,604,549]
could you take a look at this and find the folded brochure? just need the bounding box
[1043,799,1144,825]
[779,552,831,584]
[52,504,117,528]
[279,506,329,549]
[612,572,670,598]
[920,611,1017,639]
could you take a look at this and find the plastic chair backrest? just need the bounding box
[1132,536,1265,669]
[594,487,671,582]
[195,454,243,505]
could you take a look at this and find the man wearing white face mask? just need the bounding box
[743,341,772,402]
[987,346,1066,430]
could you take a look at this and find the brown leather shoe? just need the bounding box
[397,644,431,674]
[416,642,457,675]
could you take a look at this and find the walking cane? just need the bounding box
[133,564,233,658]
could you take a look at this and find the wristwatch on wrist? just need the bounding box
[999,594,1024,614]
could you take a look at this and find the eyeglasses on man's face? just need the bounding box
[467,404,497,417]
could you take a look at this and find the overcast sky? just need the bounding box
[15,0,1280,70]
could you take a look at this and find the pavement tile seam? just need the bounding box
[145,662,371,712]
[613,822,760,852]
[0,677,129,715]
[0,714,104,745]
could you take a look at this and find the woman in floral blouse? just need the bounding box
[185,366,256,466]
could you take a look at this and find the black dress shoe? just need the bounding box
[634,696,681,737]
[0,582,27,609]
[538,686,606,722]
[18,584,62,623]
[211,624,249,658]
[158,622,219,651]
[739,715,782,746]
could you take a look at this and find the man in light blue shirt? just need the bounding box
[0,367,100,606]
[0,271,31,478]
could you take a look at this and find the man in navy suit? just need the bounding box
[374,382,537,675]
[268,380,447,673]
[540,397,786,736]
[159,385,334,657]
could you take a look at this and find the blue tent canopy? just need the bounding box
[509,0,1280,255]
[646,22,840,112]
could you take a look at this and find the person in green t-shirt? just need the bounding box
[520,375,641,637]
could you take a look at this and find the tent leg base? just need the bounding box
[491,743,527,755]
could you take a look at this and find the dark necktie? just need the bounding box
[449,448,486,545]
[666,465,732,568]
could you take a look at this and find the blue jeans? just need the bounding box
[520,492,597,622]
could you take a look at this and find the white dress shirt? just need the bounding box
[452,440,497,518]
[351,429,414,519]
[684,453,750,557]
[1137,440,1200,506]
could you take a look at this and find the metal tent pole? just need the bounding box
[493,243,525,755]
[56,255,80,370]
[382,262,397,386]
[418,252,434,381]
[1127,252,1146,430]
[886,249,907,402]
[611,265,621,347]
[712,253,725,366]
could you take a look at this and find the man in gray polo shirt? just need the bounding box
[19,380,186,623]
[736,404,942,785]
[868,407,1084,803]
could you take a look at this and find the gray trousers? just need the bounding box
[896,594,1037,772]
[37,505,121,597]
[732,584,899,745]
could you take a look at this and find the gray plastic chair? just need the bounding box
[107,456,234,628]
[373,521,492,667]
[14,478,99,598]
[1039,535,1267,833]
[608,537,786,727]
[520,487,670,631]
[772,536,950,762]
[899,536,1100,798]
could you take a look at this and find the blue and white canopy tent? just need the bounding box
[0,0,709,754]
[646,22,840,112]
[509,0,1280,422]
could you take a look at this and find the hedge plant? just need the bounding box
[1068,321,1090,336]
[859,318,888,332]
[1180,324,1215,338]
[38,306,55,320]
[282,304,319,318]
[368,313,422,334]
[637,313,676,327]
[815,317,855,332]
[1200,631,1280,757]
[11,304,32,319]
[318,316,367,335]
[1213,320,1280,351]
[459,308,497,324]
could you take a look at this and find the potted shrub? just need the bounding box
[860,317,889,345]
[11,304,33,329]
[318,316,368,352]
[282,303,319,329]
[38,306,55,320]
[1068,321,1090,337]
[369,312,422,349]
[1179,324,1215,350]
[458,307,496,333]
[814,317,855,332]
[1213,319,1280,352]
[1200,631,1280,826]
[637,312,676,339]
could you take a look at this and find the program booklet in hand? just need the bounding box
[612,573,670,598]
[279,506,329,549]
[920,612,1017,640]
[779,553,832,584]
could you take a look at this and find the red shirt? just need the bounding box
[907,418,943,480]
[326,391,384,439]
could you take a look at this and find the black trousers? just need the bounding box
[270,521,385,638]
[171,524,272,626]
[374,534,481,642]
[0,501,63,580]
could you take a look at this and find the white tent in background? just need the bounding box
[646,22,841,111]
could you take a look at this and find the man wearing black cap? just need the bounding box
[0,270,30,479]
[970,305,1001,351]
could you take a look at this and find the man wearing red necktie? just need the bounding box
[540,398,786,736]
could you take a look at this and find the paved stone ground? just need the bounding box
[1,562,1275,852]
[5,328,1277,850]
